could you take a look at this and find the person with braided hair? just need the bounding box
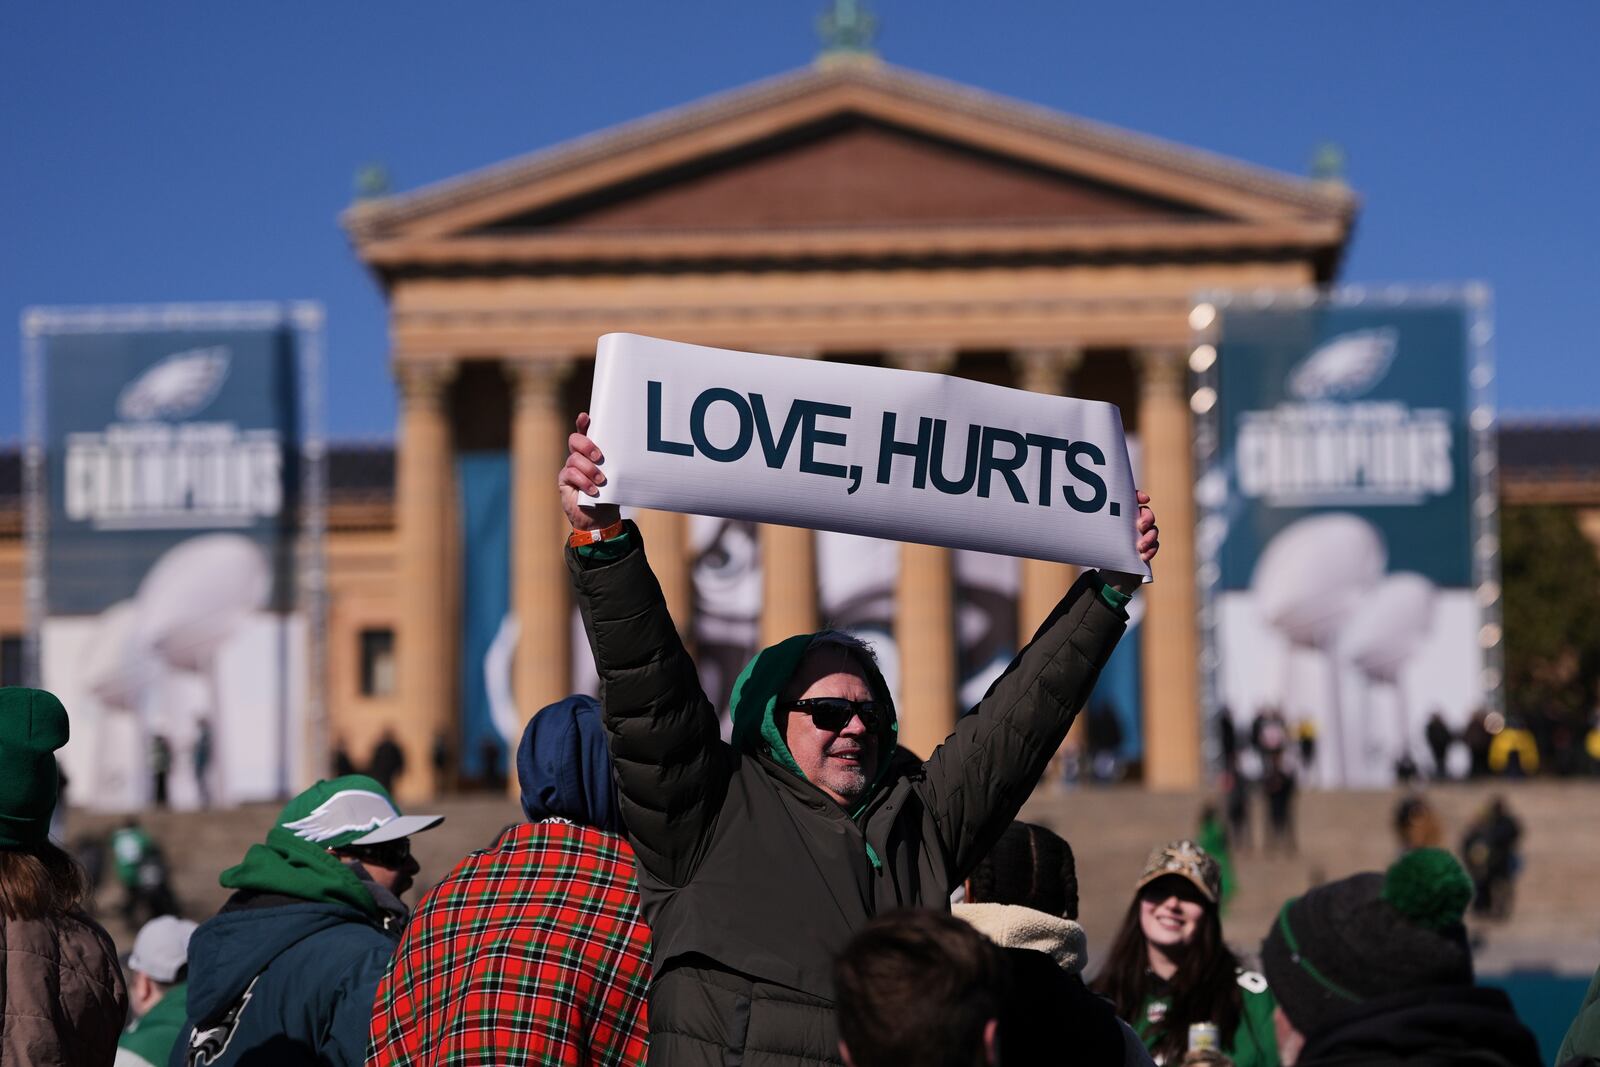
[955,821,1153,1067]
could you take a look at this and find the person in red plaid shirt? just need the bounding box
[367,695,650,1066]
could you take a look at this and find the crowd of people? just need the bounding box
[0,414,1596,1066]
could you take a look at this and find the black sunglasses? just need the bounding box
[781,697,887,733]
[337,836,412,870]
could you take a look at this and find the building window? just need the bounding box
[0,635,21,688]
[359,628,396,698]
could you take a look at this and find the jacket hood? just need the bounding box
[1297,984,1540,1067]
[184,899,376,1025]
[952,902,1087,975]
[218,826,379,918]
[727,631,899,806]
[517,693,622,832]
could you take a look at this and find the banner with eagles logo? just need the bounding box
[1193,288,1497,788]
[24,303,322,811]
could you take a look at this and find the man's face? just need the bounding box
[778,649,880,807]
[335,837,420,897]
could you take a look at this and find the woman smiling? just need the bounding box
[1094,841,1279,1067]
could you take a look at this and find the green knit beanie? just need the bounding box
[0,687,70,850]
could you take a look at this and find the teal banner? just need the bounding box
[1214,305,1471,586]
[26,304,317,811]
[456,453,511,784]
[1197,290,1493,788]
[43,323,300,614]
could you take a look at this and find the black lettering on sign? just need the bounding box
[877,412,932,489]
[799,401,852,479]
[1065,441,1108,514]
[647,380,693,456]
[689,388,754,463]
[750,392,806,469]
[978,426,1029,503]
[649,380,1125,516]
[930,421,979,495]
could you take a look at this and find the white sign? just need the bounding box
[586,334,1149,577]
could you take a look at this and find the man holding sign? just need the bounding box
[561,402,1156,1066]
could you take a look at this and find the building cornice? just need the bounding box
[344,61,1355,246]
[360,218,1347,272]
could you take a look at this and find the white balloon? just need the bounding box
[84,600,158,712]
[137,534,271,671]
[1252,514,1386,646]
[1343,572,1438,681]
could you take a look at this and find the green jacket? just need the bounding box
[1134,970,1280,1067]
[569,524,1128,1067]
[116,982,186,1067]
[110,826,155,887]
[1558,964,1600,1066]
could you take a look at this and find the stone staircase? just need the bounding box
[74,780,1600,978]
[1019,779,1600,976]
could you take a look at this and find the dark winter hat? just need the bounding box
[1262,848,1474,1039]
[517,694,621,833]
[0,687,69,850]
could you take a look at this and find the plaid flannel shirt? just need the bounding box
[367,819,651,1066]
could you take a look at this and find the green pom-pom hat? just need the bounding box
[1261,848,1475,1038]
[1380,847,1473,931]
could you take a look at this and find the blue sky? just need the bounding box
[3,2,1595,441]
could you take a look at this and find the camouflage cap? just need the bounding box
[1134,839,1221,904]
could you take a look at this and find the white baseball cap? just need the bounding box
[128,916,198,984]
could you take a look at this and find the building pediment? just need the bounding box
[346,59,1355,274]
[469,114,1215,234]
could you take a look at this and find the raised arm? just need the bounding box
[915,494,1159,887]
[560,413,732,887]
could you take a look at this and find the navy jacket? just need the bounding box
[171,892,399,1067]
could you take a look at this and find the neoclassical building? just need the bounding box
[339,54,1356,797]
[11,57,1600,805]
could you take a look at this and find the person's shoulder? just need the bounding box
[255,898,395,953]
[25,909,120,965]
[463,820,642,888]
[273,910,396,990]
[0,910,125,1003]
[873,747,927,790]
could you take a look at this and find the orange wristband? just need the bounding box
[567,520,626,548]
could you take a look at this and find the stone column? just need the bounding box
[760,524,818,648]
[510,357,573,785]
[634,508,695,649]
[393,360,457,802]
[1136,346,1201,790]
[889,346,958,760]
[1011,345,1085,642]
[1012,345,1087,767]
[759,345,823,649]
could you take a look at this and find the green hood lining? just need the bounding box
[219,825,379,918]
[727,630,900,820]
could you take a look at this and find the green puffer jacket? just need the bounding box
[569,524,1128,1067]
[1558,963,1600,1066]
